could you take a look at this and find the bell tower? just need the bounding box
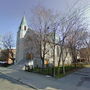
[18,16,28,38]
[16,16,28,63]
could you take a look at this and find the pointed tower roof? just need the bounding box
[20,16,28,27]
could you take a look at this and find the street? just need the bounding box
[0,66,90,90]
[0,72,34,90]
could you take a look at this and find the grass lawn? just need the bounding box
[55,64,84,78]
[27,63,88,78]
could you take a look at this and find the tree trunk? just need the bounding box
[52,44,56,77]
[57,46,63,76]
[41,57,44,69]
[58,45,63,67]
[62,61,65,74]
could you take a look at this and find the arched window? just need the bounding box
[24,26,26,30]
[26,53,33,60]
[19,26,21,30]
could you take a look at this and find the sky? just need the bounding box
[0,0,90,41]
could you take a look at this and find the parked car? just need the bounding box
[25,65,33,71]
[25,60,34,71]
[0,61,8,67]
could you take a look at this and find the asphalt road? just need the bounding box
[0,73,34,90]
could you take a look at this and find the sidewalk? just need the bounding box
[0,67,90,90]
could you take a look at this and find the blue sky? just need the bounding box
[0,0,90,41]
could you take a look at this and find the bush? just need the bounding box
[29,64,84,78]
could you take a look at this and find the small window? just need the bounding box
[24,26,26,30]
[19,26,21,30]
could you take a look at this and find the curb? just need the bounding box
[74,72,89,76]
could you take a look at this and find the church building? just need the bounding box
[16,16,72,68]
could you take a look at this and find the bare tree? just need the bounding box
[2,33,14,49]
[50,22,59,76]
[57,8,88,74]
[32,5,58,69]
[65,10,88,68]
[2,32,15,61]
[24,3,89,76]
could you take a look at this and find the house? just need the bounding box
[16,16,72,68]
[0,49,16,64]
[79,48,90,62]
